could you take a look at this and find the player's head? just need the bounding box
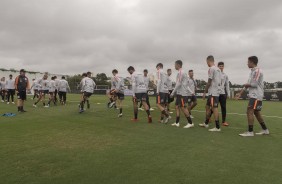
[206,55,215,67]
[127,66,135,75]
[167,69,172,76]
[87,71,92,77]
[51,76,54,80]
[188,70,194,78]
[218,61,224,71]
[20,69,26,76]
[32,79,35,81]
[9,74,13,79]
[54,76,57,79]
[156,63,163,70]
[112,69,118,76]
[248,56,258,68]
[175,60,183,70]
[143,69,148,76]
[43,74,48,80]
[62,76,65,79]
[82,73,87,77]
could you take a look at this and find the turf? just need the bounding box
[0,94,281,184]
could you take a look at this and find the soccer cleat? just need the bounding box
[149,108,154,111]
[171,123,180,127]
[1,100,4,102]
[44,105,49,108]
[169,111,173,114]
[209,127,221,132]
[164,116,172,124]
[138,108,144,111]
[255,129,270,135]
[12,102,15,104]
[131,118,139,122]
[118,113,123,118]
[159,119,164,123]
[33,104,37,108]
[79,109,84,113]
[199,123,209,128]
[239,131,254,137]
[148,116,152,123]
[7,102,10,105]
[109,102,116,108]
[222,122,229,126]
[183,123,194,129]
[190,115,194,119]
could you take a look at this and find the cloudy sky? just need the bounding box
[0,0,281,83]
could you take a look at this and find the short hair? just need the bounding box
[175,60,183,67]
[82,73,87,77]
[207,55,214,61]
[218,62,224,66]
[9,74,12,77]
[20,69,25,73]
[156,63,163,68]
[189,70,193,72]
[87,71,92,75]
[144,69,148,73]
[112,69,118,74]
[167,69,171,72]
[51,76,54,80]
[62,76,65,79]
[248,56,258,65]
[127,66,135,71]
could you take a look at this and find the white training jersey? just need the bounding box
[171,68,193,97]
[208,65,222,97]
[247,67,264,101]
[6,79,15,90]
[49,80,56,92]
[187,77,197,96]
[219,72,230,97]
[144,76,150,91]
[167,75,173,91]
[55,79,60,90]
[58,79,70,92]
[156,69,169,94]
[112,75,125,94]
[42,80,49,90]
[81,77,96,93]
[0,81,6,90]
[131,71,147,94]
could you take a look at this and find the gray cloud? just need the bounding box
[0,0,281,83]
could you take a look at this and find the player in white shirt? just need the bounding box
[6,74,16,104]
[31,79,40,100]
[79,72,96,113]
[127,66,152,123]
[47,76,57,107]
[166,69,174,114]
[58,76,71,105]
[54,76,60,103]
[155,63,171,124]
[111,69,125,117]
[33,74,49,107]
[139,69,153,111]
[187,70,198,118]
[1,77,6,102]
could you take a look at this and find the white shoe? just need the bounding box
[109,102,116,108]
[138,108,144,111]
[150,108,154,111]
[239,132,254,137]
[118,113,123,118]
[169,111,173,114]
[190,115,194,119]
[33,104,37,108]
[1,100,4,102]
[7,102,10,105]
[164,116,172,124]
[171,123,180,127]
[44,105,49,108]
[12,102,15,104]
[183,123,194,129]
[199,123,209,128]
[255,129,270,135]
[209,127,221,132]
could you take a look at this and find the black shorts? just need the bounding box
[34,89,39,93]
[168,90,174,103]
[134,93,148,102]
[17,91,27,100]
[248,98,263,111]
[188,95,197,105]
[83,92,93,98]
[175,95,188,107]
[116,92,124,100]
[156,92,168,104]
[8,89,16,95]
[206,96,219,108]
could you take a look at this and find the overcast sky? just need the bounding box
[0,0,281,83]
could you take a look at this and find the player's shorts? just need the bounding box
[134,93,148,102]
[8,89,16,95]
[248,98,263,111]
[187,95,197,105]
[43,90,49,94]
[156,92,168,104]
[175,95,188,107]
[168,90,174,103]
[116,92,124,100]
[206,95,219,108]
[17,90,27,100]
[83,92,93,98]
[49,91,55,95]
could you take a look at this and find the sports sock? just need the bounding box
[161,110,169,117]
[259,122,267,130]
[248,125,254,132]
[119,108,123,114]
[215,120,220,129]
[134,113,138,119]
[205,119,209,125]
[80,101,84,110]
[176,116,180,124]
[146,110,151,117]
[186,116,192,124]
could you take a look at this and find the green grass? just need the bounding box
[0,94,281,184]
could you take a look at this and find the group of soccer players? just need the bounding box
[108,55,269,137]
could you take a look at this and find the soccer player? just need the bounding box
[111,69,125,117]
[15,69,30,112]
[58,76,71,105]
[47,76,57,107]
[107,74,118,108]
[235,56,269,137]
[6,75,16,104]
[54,76,60,103]
[167,69,174,114]
[139,69,152,111]
[199,56,222,132]
[170,60,194,128]
[33,74,49,107]
[155,63,171,124]
[79,73,96,113]
[1,77,6,102]
[127,66,152,123]
[30,79,39,100]
[187,70,198,118]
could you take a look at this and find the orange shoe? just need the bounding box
[222,122,229,126]
[131,118,139,122]
[148,116,152,123]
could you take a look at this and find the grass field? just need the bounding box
[0,94,281,184]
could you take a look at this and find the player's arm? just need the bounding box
[203,78,212,99]
[226,75,231,98]
[171,74,182,97]
[14,76,19,91]
[156,71,161,94]
[115,77,121,93]
[131,75,137,97]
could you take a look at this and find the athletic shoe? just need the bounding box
[209,127,221,132]
[33,104,37,108]
[239,132,254,137]
[79,109,84,113]
[1,100,4,102]
[190,115,194,119]
[164,116,172,124]
[44,105,49,108]
[109,102,116,108]
[118,113,123,118]
[138,108,144,111]
[148,116,152,123]
[131,118,139,122]
[199,123,209,128]
[150,108,154,111]
[222,122,229,126]
[169,111,173,114]
[12,102,15,104]
[183,123,194,129]
[171,123,180,127]
[255,129,270,135]
[159,119,164,123]
[7,102,10,105]
[107,102,111,108]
